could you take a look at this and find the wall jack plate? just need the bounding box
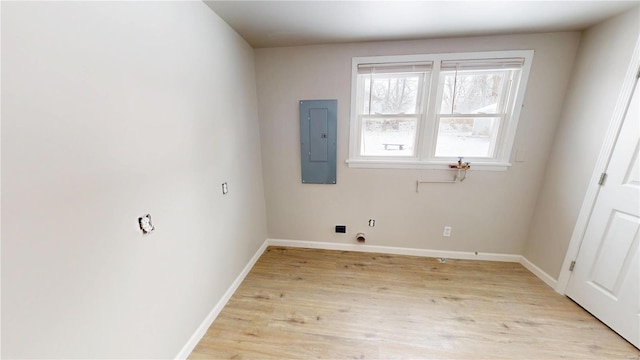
[138,214,154,234]
[443,226,452,237]
[222,182,228,195]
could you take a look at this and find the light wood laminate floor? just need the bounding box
[189,246,640,359]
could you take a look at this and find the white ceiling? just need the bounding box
[204,1,639,48]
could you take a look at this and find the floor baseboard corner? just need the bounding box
[519,256,558,289]
[174,238,269,359]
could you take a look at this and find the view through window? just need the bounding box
[349,51,533,169]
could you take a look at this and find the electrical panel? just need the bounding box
[299,100,337,184]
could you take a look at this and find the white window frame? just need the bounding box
[347,50,534,171]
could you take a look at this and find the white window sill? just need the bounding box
[345,159,511,171]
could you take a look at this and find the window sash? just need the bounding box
[349,50,534,169]
[361,72,428,115]
[432,114,506,159]
[438,69,515,116]
[358,114,421,158]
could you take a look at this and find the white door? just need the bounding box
[565,75,640,348]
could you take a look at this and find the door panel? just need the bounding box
[589,211,638,296]
[566,77,640,348]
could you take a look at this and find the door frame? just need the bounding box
[556,35,640,295]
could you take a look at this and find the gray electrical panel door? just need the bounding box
[300,100,337,184]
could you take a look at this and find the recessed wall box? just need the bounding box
[300,100,337,184]
[138,214,154,234]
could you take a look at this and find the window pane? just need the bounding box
[440,70,507,114]
[361,117,417,156]
[434,117,499,158]
[363,74,421,115]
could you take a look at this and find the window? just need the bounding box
[348,51,533,170]
[357,62,431,157]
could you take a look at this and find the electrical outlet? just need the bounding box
[443,226,452,237]
[222,182,228,195]
[368,219,375,227]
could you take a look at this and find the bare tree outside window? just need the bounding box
[350,52,531,166]
[360,73,425,156]
[441,71,506,114]
[364,74,420,115]
[435,70,510,157]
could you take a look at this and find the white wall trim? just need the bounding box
[345,159,510,171]
[268,238,521,262]
[175,239,269,360]
[555,35,640,295]
[520,256,558,289]
[269,239,560,289]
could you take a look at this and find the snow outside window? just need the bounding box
[347,51,534,170]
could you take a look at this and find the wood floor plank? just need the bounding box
[189,246,640,359]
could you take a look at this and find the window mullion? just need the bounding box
[355,75,365,157]
[486,115,505,159]
[419,61,441,161]
[495,72,518,161]
[411,72,427,159]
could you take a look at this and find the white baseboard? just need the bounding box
[268,238,522,262]
[174,239,269,360]
[519,256,558,289]
[269,239,557,290]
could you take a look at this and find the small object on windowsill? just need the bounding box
[449,163,471,170]
[450,157,472,170]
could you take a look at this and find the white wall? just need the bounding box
[1,1,266,358]
[255,33,579,255]
[524,7,640,279]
